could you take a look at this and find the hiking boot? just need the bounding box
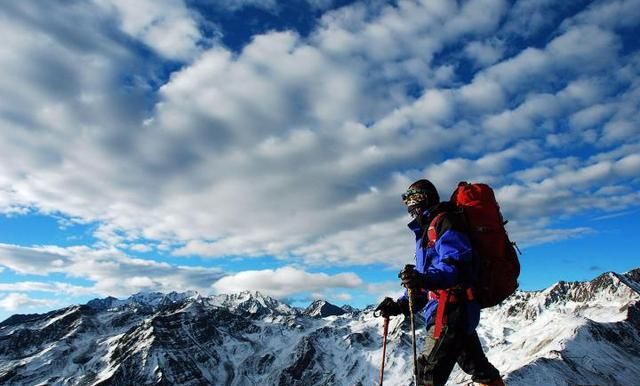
[477,377,506,386]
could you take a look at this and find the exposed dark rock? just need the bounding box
[86,296,120,311]
[304,300,346,318]
[279,337,320,385]
[0,312,50,328]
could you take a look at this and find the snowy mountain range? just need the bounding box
[1,268,639,386]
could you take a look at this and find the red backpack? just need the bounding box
[428,182,521,308]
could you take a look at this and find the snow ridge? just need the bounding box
[1,270,639,386]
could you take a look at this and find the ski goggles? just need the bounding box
[401,188,429,207]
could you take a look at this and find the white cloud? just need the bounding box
[603,119,639,143]
[502,0,574,39]
[569,104,615,130]
[129,243,154,252]
[292,216,412,267]
[478,47,551,96]
[366,280,405,303]
[513,166,553,183]
[208,0,277,12]
[562,0,640,30]
[548,26,620,72]
[211,266,363,298]
[0,245,367,302]
[509,224,596,247]
[614,154,640,176]
[458,76,506,113]
[0,244,224,297]
[421,141,543,192]
[95,0,204,60]
[494,153,640,223]
[0,293,57,311]
[443,0,508,40]
[334,292,352,301]
[464,39,504,67]
[466,28,616,109]
[0,0,638,276]
[0,281,92,296]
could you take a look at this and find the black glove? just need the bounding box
[399,264,427,290]
[375,297,403,318]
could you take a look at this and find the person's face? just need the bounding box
[402,189,429,218]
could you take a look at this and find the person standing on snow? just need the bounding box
[376,179,505,386]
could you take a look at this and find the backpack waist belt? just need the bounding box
[429,287,475,339]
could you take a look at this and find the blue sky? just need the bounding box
[0,0,639,320]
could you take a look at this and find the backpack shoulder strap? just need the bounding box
[427,212,447,247]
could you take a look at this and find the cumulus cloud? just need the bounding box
[0,281,91,296]
[569,104,615,130]
[95,0,204,60]
[0,0,638,281]
[0,243,224,297]
[502,0,552,34]
[0,244,365,304]
[204,0,277,12]
[482,79,607,137]
[366,280,405,303]
[562,0,640,30]
[494,153,640,229]
[0,293,57,311]
[508,223,596,247]
[293,216,413,267]
[211,266,363,298]
[464,39,504,67]
[334,292,352,301]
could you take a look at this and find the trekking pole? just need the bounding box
[379,316,389,385]
[407,287,419,385]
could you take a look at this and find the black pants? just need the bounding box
[418,303,499,386]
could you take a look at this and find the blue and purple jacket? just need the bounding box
[398,202,480,334]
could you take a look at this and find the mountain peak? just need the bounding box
[340,304,358,313]
[86,296,123,311]
[623,267,640,282]
[209,290,296,317]
[85,291,200,313]
[303,299,345,318]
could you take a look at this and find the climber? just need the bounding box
[376,179,506,386]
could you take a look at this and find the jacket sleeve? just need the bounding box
[423,216,473,290]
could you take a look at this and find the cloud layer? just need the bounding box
[0,0,639,307]
[0,293,58,312]
[0,243,364,309]
[0,243,224,297]
[212,266,362,298]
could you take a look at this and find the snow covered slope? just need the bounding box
[462,270,640,386]
[1,270,639,386]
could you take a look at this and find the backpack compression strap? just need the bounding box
[431,290,448,339]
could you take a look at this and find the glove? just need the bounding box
[375,297,403,318]
[398,264,427,290]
